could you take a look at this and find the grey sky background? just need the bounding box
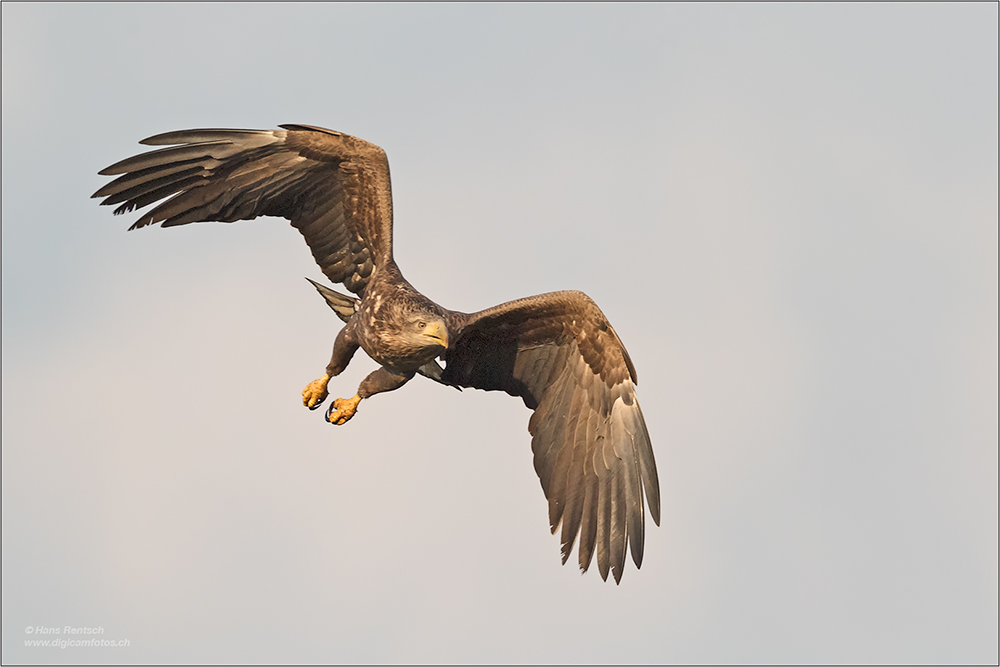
[2,3,997,664]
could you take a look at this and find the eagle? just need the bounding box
[92,124,660,583]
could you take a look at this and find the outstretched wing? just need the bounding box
[92,124,393,296]
[441,291,660,583]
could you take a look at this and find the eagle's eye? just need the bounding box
[417,321,426,329]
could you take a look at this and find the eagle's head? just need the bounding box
[380,306,449,366]
[403,312,449,352]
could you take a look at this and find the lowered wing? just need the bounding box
[441,291,660,583]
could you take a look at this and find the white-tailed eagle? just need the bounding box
[93,124,660,583]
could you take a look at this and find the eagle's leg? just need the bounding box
[303,325,360,410]
[326,367,413,426]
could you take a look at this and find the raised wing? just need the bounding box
[92,124,393,296]
[441,291,660,583]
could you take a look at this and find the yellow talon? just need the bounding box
[302,374,331,410]
[327,394,362,426]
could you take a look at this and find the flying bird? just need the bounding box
[93,124,660,583]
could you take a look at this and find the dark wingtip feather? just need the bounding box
[278,123,343,136]
[609,472,628,584]
[128,217,152,231]
[139,128,270,146]
[596,475,612,582]
[629,498,646,569]
[629,400,661,527]
[548,497,565,537]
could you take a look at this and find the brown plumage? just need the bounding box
[93,124,660,583]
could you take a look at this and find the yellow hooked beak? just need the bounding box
[422,320,449,349]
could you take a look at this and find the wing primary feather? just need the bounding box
[609,466,627,584]
[98,141,243,176]
[146,187,225,228]
[127,191,186,230]
[110,174,206,213]
[577,463,599,573]
[278,123,343,136]
[595,468,612,582]
[140,128,277,146]
[546,379,587,532]
[614,400,646,569]
[92,159,214,199]
[559,399,591,564]
[631,399,661,526]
